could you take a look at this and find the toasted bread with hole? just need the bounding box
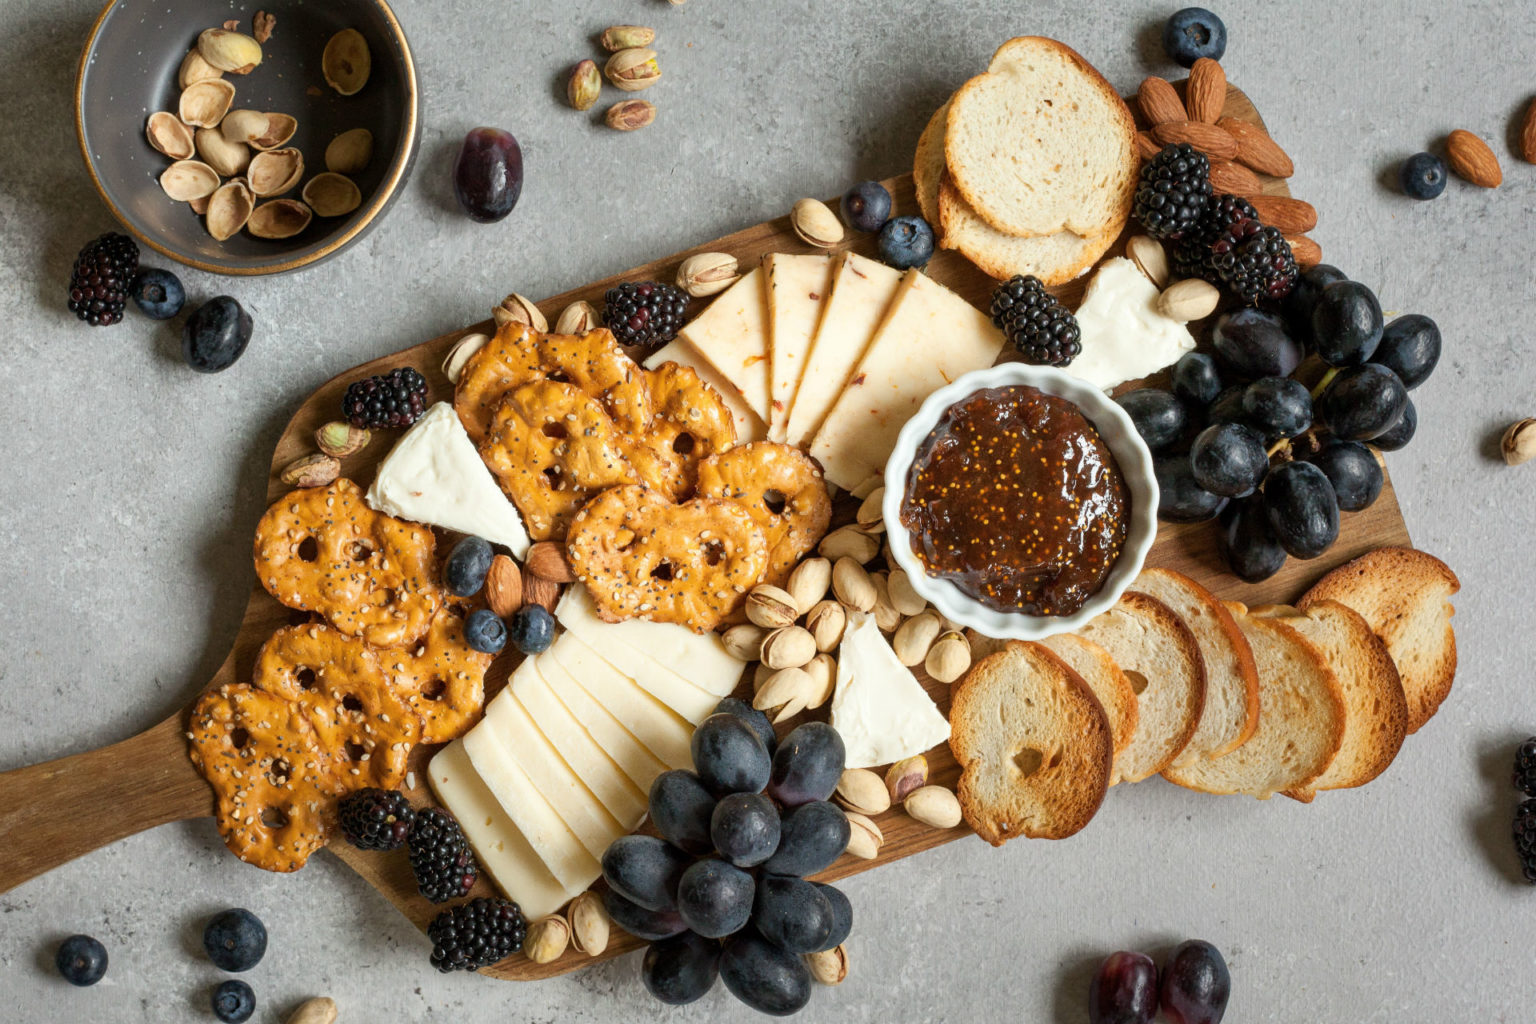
[1163,605,1345,799]
[944,37,1138,240]
[1039,632,1138,758]
[1251,601,1408,801]
[1075,591,1206,785]
[1298,547,1459,734]
[949,641,1113,844]
[1133,568,1259,764]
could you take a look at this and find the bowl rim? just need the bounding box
[881,363,1160,642]
[73,0,419,277]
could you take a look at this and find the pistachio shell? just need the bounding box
[206,178,254,240]
[197,28,263,74]
[324,128,373,174]
[195,128,249,177]
[221,109,296,151]
[160,160,220,201]
[247,199,312,239]
[247,147,303,197]
[249,112,297,151]
[177,48,224,89]
[178,79,236,129]
[322,28,371,95]
[442,332,489,384]
[301,173,361,218]
[146,112,195,160]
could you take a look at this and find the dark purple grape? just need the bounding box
[766,722,844,806]
[1241,377,1311,440]
[1205,385,1249,427]
[649,770,717,854]
[603,889,688,941]
[760,800,849,877]
[1221,498,1286,582]
[1311,280,1383,367]
[1280,263,1347,340]
[692,714,772,797]
[1160,939,1231,1024]
[1371,398,1416,451]
[719,929,812,1016]
[1089,950,1159,1024]
[710,792,781,868]
[753,876,833,954]
[182,296,252,373]
[1154,454,1228,524]
[1190,423,1269,498]
[1371,314,1440,390]
[1172,351,1223,408]
[602,835,691,912]
[1211,308,1302,381]
[642,932,720,1005]
[1316,363,1408,441]
[1263,461,1339,559]
[453,127,523,223]
[713,697,777,755]
[1308,441,1382,512]
[811,883,852,950]
[1117,388,1187,452]
[675,858,755,938]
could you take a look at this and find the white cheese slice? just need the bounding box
[544,634,696,770]
[676,268,771,423]
[763,252,836,441]
[808,271,1004,492]
[427,741,579,920]
[560,628,717,724]
[518,655,668,795]
[830,611,952,769]
[1064,257,1196,391]
[556,585,745,699]
[364,402,531,558]
[644,338,767,443]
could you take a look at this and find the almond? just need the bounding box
[1137,76,1186,126]
[1186,58,1227,124]
[1248,195,1317,235]
[1521,100,1536,164]
[1217,117,1294,177]
[525,541,575,583]
[1446,129,1501,187]
[522,570,561,612]
[1151,120,1238,161]
[1207,158,1261,197]
[1285,235,1322,270]
[1134,131,1161,161]
[485,555,522,618]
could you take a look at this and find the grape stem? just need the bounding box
[1310,367,1339,399]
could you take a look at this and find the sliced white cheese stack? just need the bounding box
[644,338,766,443]
[830,611,952,769]
[676,267,771,425]
[763,252,836,441]
[556,585,745,699]
[365,402,531,558]
[1064,257,1196,392]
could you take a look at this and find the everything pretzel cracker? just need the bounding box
[695,442,831,589]
[634,362,738,499]
[566,484,769,632]
[383,604,492,743]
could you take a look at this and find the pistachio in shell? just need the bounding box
[247,198,312,239]
[197,27,263,74]
[195,128,250,177]
[178,78,236,129]
[324,128,373,174]
[302,173,361,217]
[177,47,224,89]
[160,160,220,202]
[247,147,304,197]
[322,28,371,95]
[220,109,295,151]
[146,112,195,160]
[206,178,254,240]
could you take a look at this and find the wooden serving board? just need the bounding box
[0,83,1409,982]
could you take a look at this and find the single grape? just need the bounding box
[766,722,844,806]
[1308,441,1383,512]
[1189,423,1269,498]
[1089,950,1159,1024]
[711,792,781,868]
[1116,389,1187,452]
[760,800,849,877]
[1154,455,1228,524]
[1280,263,1348,341]
[675,858,756,938]
[713,697,777,755]
[642,932,720,1005]
[811,883,852,950]
[1221,498,1287,583]
[649,770,717,854]
[1211,308,1302,381]
[603,889,688,941]
[1172,351,1223,408]
[1240,377,1311,440]
[1311,280,1383,367]
[1160,939,1231,1024]
[692,713,772,797]
[1370,397,1416,452]
[1316,363,1407,441]
[753,876,833,954]
[601,834,692,911]
[453,127,523,223]
[1263,461,1339,559]
[1370,314,1440,390]
[1205,385,1249,427]
[719,930,813,1016]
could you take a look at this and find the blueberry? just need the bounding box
[1398,152,1447,200]
[211,979,256,1023]
[444,536,494,596]
[840,181,892,233]
[877,215,934,269]
[464,608,507,654]
[182,296,252,373]
[202,908,267,972]
[54,934,108,986]
[129,267,185,320]
[1163,7,1227,67]
[508,604,555,655]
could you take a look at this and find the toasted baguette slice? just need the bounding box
[1075,591,1206,785]
[944,37,1137,240]
[1251,601,1408,801]
[949,641,1113,845]
[1298,547,1459,734]
[913,100,950,227]
[1039,632,1138,758]
[1133,568,1259,764]
[937,176,1112,285]
[1163,606,1345,799]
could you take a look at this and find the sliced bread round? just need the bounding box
[937,177,1112,285]
[1039,632,1138,758]
[913,100,950,227]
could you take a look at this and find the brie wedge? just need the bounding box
[1064,258,1196,392]
[830,611,952,769]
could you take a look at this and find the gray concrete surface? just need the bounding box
[2,0,1533,1020]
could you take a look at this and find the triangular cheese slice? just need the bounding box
[644,338,767,443]
[676,268,771,423]
[830,611,951,769]
[763,252,836,441]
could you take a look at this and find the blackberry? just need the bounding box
[1211,220,1297,304]
[989,275,1081,367]
[1133,144,1212,240]
[1171,195,1260,285]
[427,897,526,972]
[341,367,428,429]
[1515,737,1536,797]
[603,281,689,350]
[408,808,478,903]
[67,233,139,326]
[1516,799,1536,884]
[338,788,417,851]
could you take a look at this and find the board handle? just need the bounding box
[0,711,212,893]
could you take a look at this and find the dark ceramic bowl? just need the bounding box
[76,0,418,275]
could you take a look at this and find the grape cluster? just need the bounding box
[1090,940,1231,1024]
[1123,265,1440,582]
[606,699,853,1014]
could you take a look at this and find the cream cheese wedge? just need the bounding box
[1064,257,1196,391]
[830,611,952,769]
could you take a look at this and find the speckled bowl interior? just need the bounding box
[76,0,417,275]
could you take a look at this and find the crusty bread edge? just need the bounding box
[1115,590,1207,782]
[913,100,950,229]
[936,176,1116,286]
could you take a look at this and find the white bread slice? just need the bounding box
[1038,632,1138,759]
[944,37,1137,240]
[949,641,1113,844]
[1075,591,1206,785]
[1251,601,1408,801]
[913,100,950,227]
[937,176,1113,286]
[1163,606,1345,799]
[1298,547,1459,734]
[1132,568,1259,765]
